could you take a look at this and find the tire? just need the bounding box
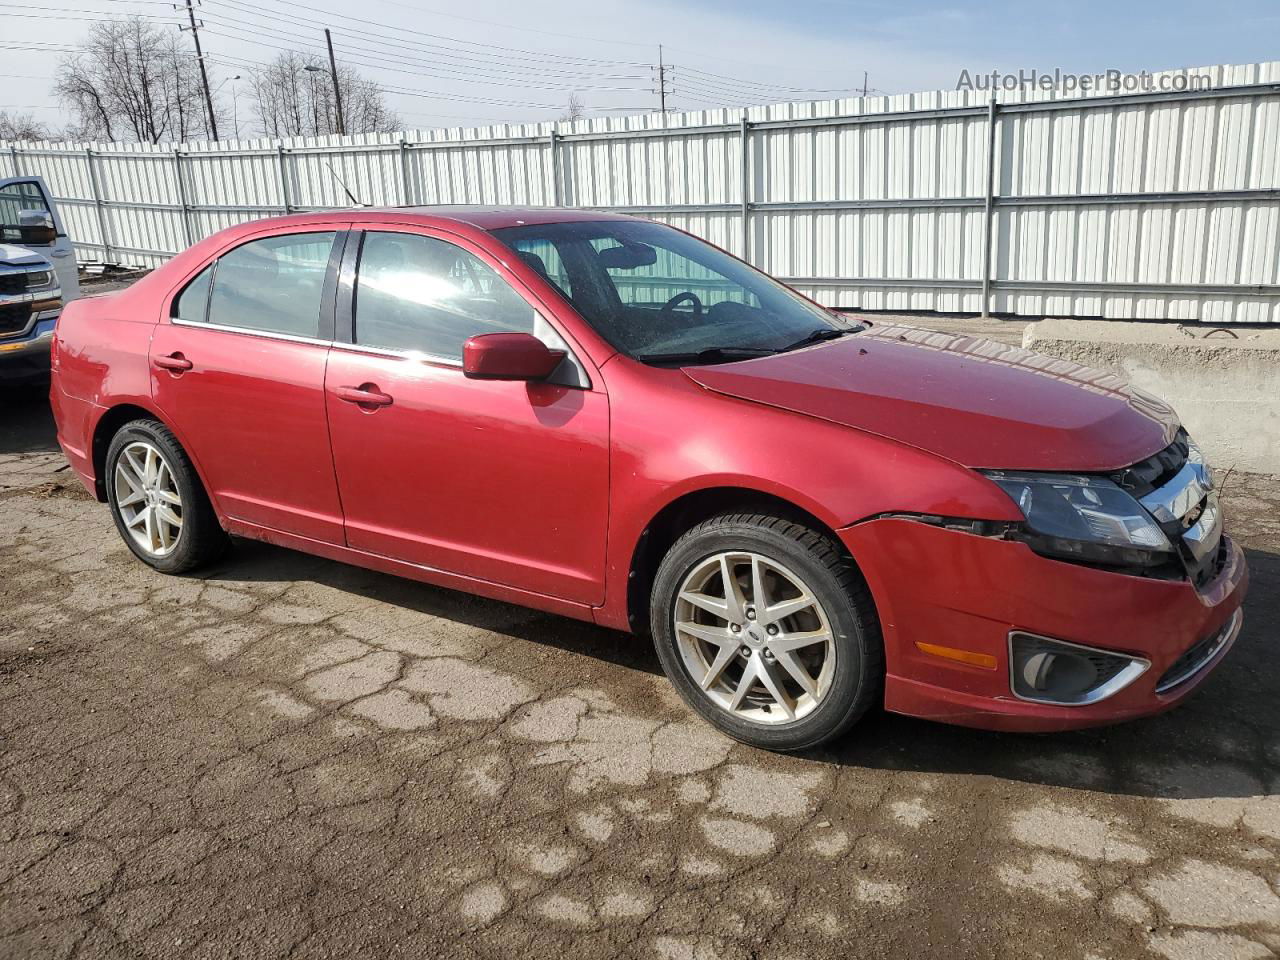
[650,512,883,751]
[105,419,228,574]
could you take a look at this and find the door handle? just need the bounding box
[51,250,71,258]
[336,384,393,407]
[153,353,193,372]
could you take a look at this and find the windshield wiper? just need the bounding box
[779,327,857,353]
[634,346,776,366]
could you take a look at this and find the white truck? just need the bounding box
[0,175,80,379]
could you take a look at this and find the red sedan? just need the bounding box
[49,208,1247,750]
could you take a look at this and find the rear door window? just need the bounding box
[206,232,337,339]
[354,231,535,360]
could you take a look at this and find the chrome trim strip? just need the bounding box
[170,316,333,349]
[1155,608,1242,694]
[329,339,463,368]
[173,315,587,381]
[1140,459,1212,523]
[1007,631,1151,707]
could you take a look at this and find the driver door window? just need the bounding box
[354,232,535,360]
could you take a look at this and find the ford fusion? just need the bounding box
[49,208,1247,750]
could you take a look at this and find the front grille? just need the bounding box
[0,302,33,337]
[1156,609,1241,693]
[1110,428,1189,497]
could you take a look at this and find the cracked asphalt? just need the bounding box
[2,376,1278,960]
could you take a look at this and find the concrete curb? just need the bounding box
[1023,319,1280,475]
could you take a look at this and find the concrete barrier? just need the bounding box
[1022,319,1280,475]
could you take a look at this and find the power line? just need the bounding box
[204,0,649,67]
[197,9,647,86]
[201,0,647,78]
[207,52,571,110]
[0,1,177,15]
[198,22,651,94]
[675,64,860,95]
[335,0,654,50]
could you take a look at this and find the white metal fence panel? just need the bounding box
[4,60,1279,321]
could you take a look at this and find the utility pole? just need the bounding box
[860,71,869,97]
[182,0,218,141]
[655,44,670,112]
[324,28,346,136]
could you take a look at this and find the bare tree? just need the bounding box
[54,17,225,143]
[249,51,399,138]
[0,111,50,142]
[560,93,585,123]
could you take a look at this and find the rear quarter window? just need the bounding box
[172,265,212,323]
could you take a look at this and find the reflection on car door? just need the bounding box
[149,228,347,543]
[324,228,610,605]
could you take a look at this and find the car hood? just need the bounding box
[683,324,1179,471]
[0,243,50,268]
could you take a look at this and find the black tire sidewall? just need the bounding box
[106,421,210,574]
[651,518,877,751]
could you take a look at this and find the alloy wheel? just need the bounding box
[113,440,184,558]
[673,551,836,724]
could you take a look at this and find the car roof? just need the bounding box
[237,205,638,233]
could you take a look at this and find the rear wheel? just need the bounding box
[650,512,882,751]
[106,419,227,574]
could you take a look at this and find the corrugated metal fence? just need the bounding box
[5,60,1280,322]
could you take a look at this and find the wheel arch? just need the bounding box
[625,485,871,637]
[90,402,214,511]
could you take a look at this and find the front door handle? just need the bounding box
[335,384,393,407]
[153,353,193,372]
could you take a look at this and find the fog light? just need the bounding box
[1009,632,1149,706]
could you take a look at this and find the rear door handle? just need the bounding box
[335,384,393,407]
[153,353,193,372]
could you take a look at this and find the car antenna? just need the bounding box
[325,160,365,207]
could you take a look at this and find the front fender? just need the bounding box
[595,360,1022,630]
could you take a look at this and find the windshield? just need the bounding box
[490,220,858,364]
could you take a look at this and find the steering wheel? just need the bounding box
[660,292,704,320]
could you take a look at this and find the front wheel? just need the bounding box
[106,419,228,574]
[650,512,883,751]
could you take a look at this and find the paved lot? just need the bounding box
[2,373,1278,960]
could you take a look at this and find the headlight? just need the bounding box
[982,471,1173,567]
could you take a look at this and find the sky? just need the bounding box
[0,0,1277,138]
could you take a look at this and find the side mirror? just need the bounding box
[463,332,565,381]
[18,209,56,246]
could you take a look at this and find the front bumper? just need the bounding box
[0,315,56,376]
[841,517,1248,732]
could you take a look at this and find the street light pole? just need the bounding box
[324,29,346,136]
